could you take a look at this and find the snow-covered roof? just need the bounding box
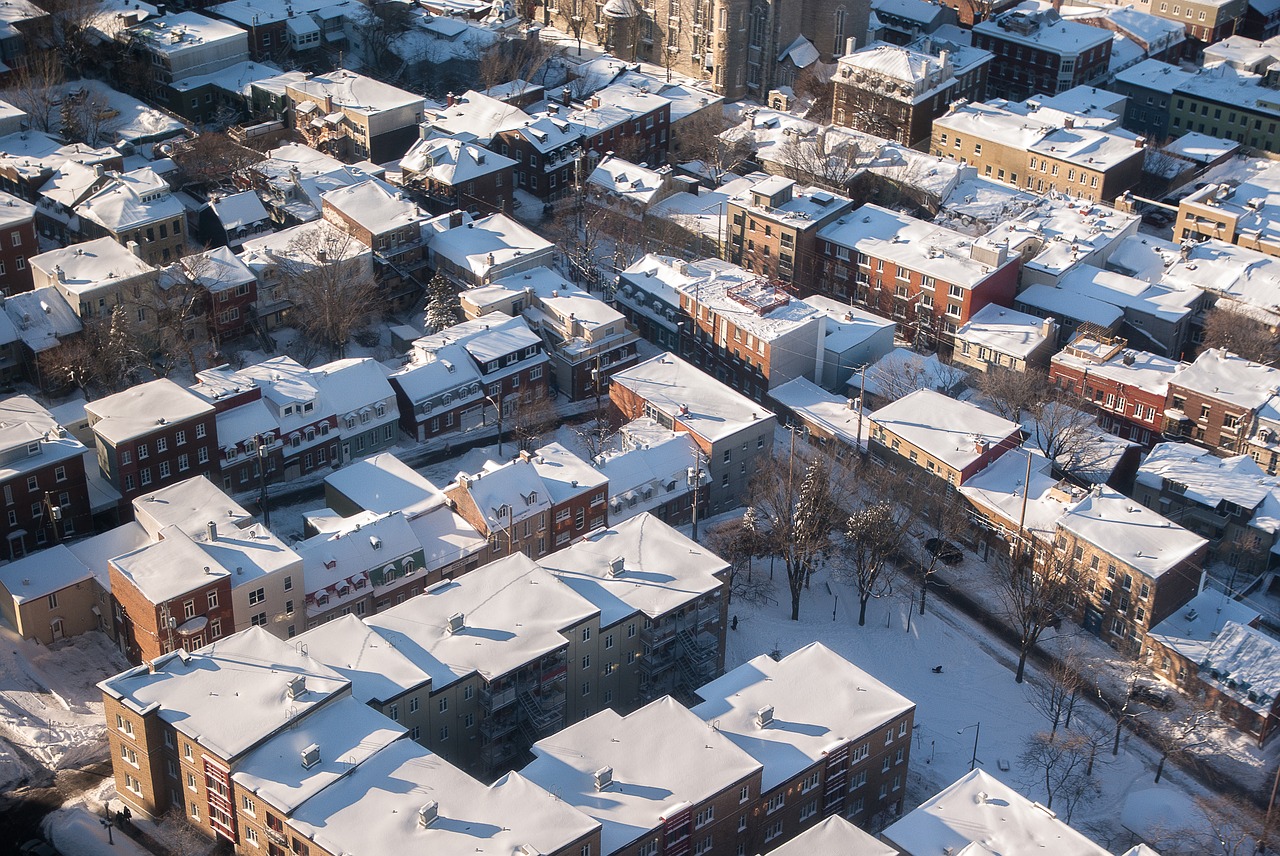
[1136,442,1279,514]
[883,768,1112,856]
[1200,621,1280,712]
[523,697,762,855]
[1146,589,1261,668]
[1016,283,1123,328]
[313,357,394,421]
[1059,486,1206,578]
[210,190,269,232]
[936,100,1142,173]
[296,511,421,606]
[422,89,530,145]
[325,452,446,519]
[178,245,256,293]
[0,545,96,604]
[870,389,1022,473]
[1163,132,1239,165]
[286,740,600,856]
[287,69,421,115]
[131,474,252,538]
[406,502,487,570]
[292,614,432,704]
[974,9,1112,53]
[595,422,703,520]
[528,442,607,505]
[960,448,1079,539]
[428,211,554,278]
[984,194,1139,280]
[453,454,552,531]
[693,642,914,792]
[0,395,88,478]
[85,379,212,444]
[98,626,350,760]
[1105,234,1182,283]
[365,553,598,688]
[872,0,950,26]
[587,155,668,206]
[1057,264,1199,327]
[1170,348,1280,413]
[323,178,425,236]
[30,236,155,293]
[1051,335,1184,397]
[954,304,1054,359]
[1113,58,1196,93]
[770,377,863,448]
[1160,238,1280,327]
[855,348,965,400]
[612,71,724,124]
[170,59,284,96]
[778,35,820,69]
[802,295,897,354]
[76,167,184,233]
[231,695,404,813]
[128,11,246,55]
[839,43,951,97]
[542,513,727,627]
[611,352,776,443]
[399,137,515,185]
[240,219,370,274]
[767,816,896,856]
[3,288,80,352]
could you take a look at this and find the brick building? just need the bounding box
[322,178,429,308]
[494,112,584,201]
[972,9,1113,100]
[1164,348,1279,454]
[0,191,35,294]
[75,168,188,266]
[725,176,853,287]
[0,395,91,559]
[85,379,219,504]
[285,70,423,164]
[869,389,1023,487]
[398,136,517,215]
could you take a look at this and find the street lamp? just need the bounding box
[958,722,981,772]
[485,394,504,456]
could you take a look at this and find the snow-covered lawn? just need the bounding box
[0,629,129,791]
[726,555,1220,850]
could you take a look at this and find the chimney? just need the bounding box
[448,210,464,229]
[588,95,601,109]
[1135,135,1146,148]
[93,163,104,177]
[974,436,988,454]
[127,240,142,258]
[53,264,64,283]
[845,36,857,55]
[1064,116,1074,129]
[1040,316,1056,339]
[561,86,572,107]
[446,91,456,107]
[207,521,218,542]
[593,766,614,790]
[418,801,439,828]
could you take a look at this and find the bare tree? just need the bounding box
[671,108,751,184]
[123,263,212,375]
[995,545,1076,683]
[42,0,102,71]
[1153,703,1223,784]
[1019,730,1100,820]
[61,87,122,146]
[902,475,970,616]
[838,495,910,626]
[793,65,833,124]
[4,51,65,133]
[508,392,557,452]
[1202,306,1279,365]
[1028,648,1086,738]
[1024,398,1105,481]
[354,0,417,76]
[278,227,382,360]
[861,351,966,404]
[478,37,563,95]
[776,128,862,193]
[171,133,265,191]
[978,367,1049,422]
[154,809,214,856]
[1150,795,1266,856]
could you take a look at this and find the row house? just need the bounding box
[85,379,219,505]
[107,476,302,662]
[1049,330,1187,447]
[617,255,824,400]
[1164,347,1278,456]
[951,304,1058,374]
[204,190,273,251]
[0,131,120,207]
[725,176,854,288]
[0,395,91,559]
[545,84,673,178]
[0,191,35,295]
[610,352,777,516]
[462,266,642,401]
[426,210,556,289]
[495,112,584,200]
[1168,62,1280,149]
[322,178,429,308]
[285,70,423,164]
[388,313,550,443]
[207,0,348,63]
[397,136,516,215]
[971,9,1113,100]
[817,204,1020,348]
[584,155,674,223]
[1143,0,1247,52]
[166,246,257,344]
[595,419,710,526]
[75,168,188,266]
[0,543,111,645]
[1175,162,1280,258]
[30,236,157,323]
[237,142,367,227]
[832,39,992,148]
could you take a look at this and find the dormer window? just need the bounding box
[26,442,39,455]
[526,491,538,505]
[303,402,314,413]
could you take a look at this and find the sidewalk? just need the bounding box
[45,807,154,856]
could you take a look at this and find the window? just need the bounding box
[249,587,265,605]
[251,612,267,627]
[389,704,400,721]
[242,795,256,815]
[739,784,751,803]
[438,697,448,713]
[439,726,450,740]
[695,806,714,828]
[802,771,820,793]
[207,591,219,609]
[767,792,786,814]
[764,820,784,843]
[196,424,206,439]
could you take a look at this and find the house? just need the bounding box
[397,136,516,215]
[0,544,105,644]
[971,9,1113,100]
[585,155,674,221]
[204,190,273,250]
[870,389,1022,486]
[852,348,967,408]
[725,176,855,288]
[75,168,188,265]
[419,89,529,147]
[952,304,1058,373]
[542,512,729,706]
[868,0,959,44]
[232,357,340,481]
[177,245,257,343]
[1175,159,1280,258]
[0,131,121,205]
[1143,0,1247,51]
[285,70,423,164]
[595,419,709,525]
[207,0,349,62]
[85,379,218,504]
[609,352,777,516]
[1110,59,1198,140]
[883,768,1113,855]
[0,191,35,295]
[495,112,585,201]
[239,142,371,226]
[770,377,866,461]
[527,442,610,551]
[817,204,1021,347]
[1144,588,1261,690]
[0,396,92,559]
[426,211,556,288]
[802,296,897,392]
[692,642,917,833]
[30,236,157,323]
[313,357,399,464]
[1164,348,1280,456]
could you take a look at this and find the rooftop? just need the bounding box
[324,452,445,519]
[127,11,246,54]
[287,69,421,115]
[1113,58,1197,94]
[1136,442,1280,516]
[975,9,1112,53]
[1200,621,1280,713]
[1169,348,1280,413]
[322,178,426,235]
[1146,589,1262,668]
[428,211,554,278]
[765,816,895,856]
[692,643,914,792]
[30,236,155,294]
[0,544,95,605]
[292,614,432,705]
[953,304,1054,359]
[421,89,530,145]
[85,379,212,444]
[0,395,87,477]
[959,449,1079,539]
[529,442,608,505]
[587,156,668,206]
[769,377,864,448]
[1058,486,1206,578]
[399,137,516,185]
[1051,337,1184,397]
[870,389,1022,473]
[611,353,776,444]
[802,295,897,353]
[76,167,184,233]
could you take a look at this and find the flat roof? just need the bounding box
[611,353,776,444]
[770,377,863,447]
[293,614,432,705]
[959,449,1077,539]
[954,304,1053,359]
[286,69,421,115]
[529,442,608,504]
[1170,348,1280,412]
[1059,486,1206,578]
[0,544,95,604]
[30,236,155,292]
[1136,442,1278,514]
[870,389,1022,473]
[1146,589,1261,667]
[85,378,212,444]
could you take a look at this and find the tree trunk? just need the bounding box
[1155,752,1167,783]
[1112,718,1123,756]
[858,594,870,626]
[919,577,928,615]
[1065,689,1077,730]
[790,587,801,621]
[1015,646,1029,683]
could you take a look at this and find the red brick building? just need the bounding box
[321,178,429,309]
[972,9,1113,100]
[0,191,36,295]
[726,176,854,288]
[1164,348,1279,455]
[0,395,92,559]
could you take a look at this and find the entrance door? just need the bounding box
[50,618,64,640]
[1083,607,1103,636]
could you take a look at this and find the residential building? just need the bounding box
[203,190,272,250]
[1164,348,1280,454]
[176,246,256,343]
[867,0,959,45]
[313,357,399,463]
[528,442,610,549]
[120,12,249,86]
[802,296,897,391]
[285,70,424,163]
[0,191,35,295]
[883,769,1113,856]
[585,155,674,221]
[609,352,777,515]
[419,89,529,147]
[770,377,866,462]
[30,236,157,323]
[461,266,642,401]
[1175,159,1280,257]
[764,816,895,856]
[817,204,1021,347]
[543,513,729,706]
[692,642,917,834]
[852,348,967,408]
[1056,485,1207,653]
[1110,58,1198,140]
[388,313,549,443]
[237,142,370,226]
[972,9,1113,100]
[108,476,302,661]
[1140,0,1247,52]
[207,0,349,62]
[725,176,854,287]
[1244,0,1280,37]
[75,168,188,265]
[832,40,991,147]
[1049,330,1186,446]
[398,136,516,215]
[85,379,218,504]
[528,83,673,182]
[594,420,710,525]
[931,100,1146,203]
[321,178,429,307]
[0,131,120,206]
[952,305,1058,373]
[0,395,91,559]
[1169,62,1280,150]
[231,356,340,481]
[869,389,1023,486]
[426,211,555,288]
[494,111,585,201]
[0,544,107,644]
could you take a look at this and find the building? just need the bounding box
[29,236,157,322]
[207,0,350,62]
[883,768,1113,856]
[725,176,854,287]
[494,111,585,202]
[0,544,106,644]
[1111,58,1198,140]
[1056,485,1207,653]
[869,388,1023,486]
[1169,62,1280,150]
[931,100,1146,204]
[321,178,429,307]
[1049,330,1186,447]
[0,191,35,295]
[85,379,218,504]
[398,136,516,215]
[585,155,674,221]
[692,642,917,834]
[313,357,399,464]
[0,395,91,559]
[763,816,895,856]
[204,190,273,250]
[832,40,991,147]
[1142,0,1247,53]
[817,204,1021,347]
[285,70,423,163]
[609,352,777,515]
[426,211,556,288]
[1175,159,1280,257]
[972,9,1113,100]
[175,246,257,343]
[803,296,897,391]
[75,168,188,265]
[120,12,249,86]
[1164,348,1280,454]
[770,377,866,461]
[617,254,825,398]
[868,0,959,45]
[594,420,709,524]
[952,304,1058,373]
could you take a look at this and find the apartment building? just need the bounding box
[610,352,777,515]
[1049,330,1186,447]
[75,168,187,266]
[30,236,157,322]
[1169,62,1280,149]
[932,100,1146,203]
[398,136,517,215]
[869,389,1023,486]
[595,420,710,525]
[494,110,585,201]
[172,246,257,343]
[951,305,1058,373]
[1175,159,1280,257]
[725,176,854,287]
[121,12,249,86]
[1164,348,1280,454]
[227,356,341,482]
[817,204,1020,347]
[239,219,373,331]
[285,70,423,163]
[312,357,399,464]
[1140,0,1247,51]
[426,211,556,288]
[972,9,1113,100]
[0,191,35,295]
[0,395,91,559]
[85,379,219,504]
[321,178,429,307]
[1111,58,1198,140]
[616,255,824,399]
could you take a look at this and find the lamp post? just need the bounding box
[958,722,981,772]
[255,433,271,529]
[485,394,504,456]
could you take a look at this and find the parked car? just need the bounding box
[924,538,963,565]
[1129,684,1174,711]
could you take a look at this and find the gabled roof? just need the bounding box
[324,452,446,518]
[210,190,270,232]
[322,178,426,235]
[76,167,184,232]
[1058,486,1206,578]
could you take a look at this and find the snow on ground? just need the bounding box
[44,806,154,856]
[725,549,1219,850]
[0,628,129,789]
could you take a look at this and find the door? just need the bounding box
[50,618,64,641]
[1083,607,1103,636]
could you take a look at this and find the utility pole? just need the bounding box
[43,491,62,545]
[688,447,705,541]
[856,364,866,453]
[487,394,505,456]
[1016,449,1032,548]
[256,433,271,529]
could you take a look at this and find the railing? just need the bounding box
[480,684,517,711]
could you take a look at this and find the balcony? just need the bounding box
[480,683,517,712]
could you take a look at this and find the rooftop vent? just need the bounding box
[593,766,614,790]
[418,800,439,828]
[756,704,774,728]
[286,674,307,700]
[301,743,320,769]
[447,612,465,633]
[609,556,625,577]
